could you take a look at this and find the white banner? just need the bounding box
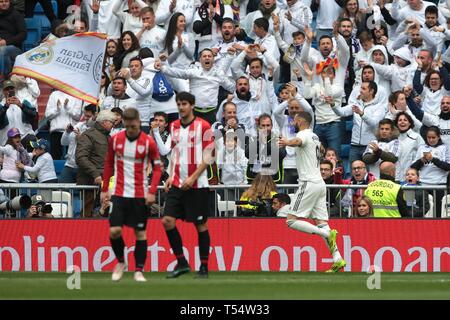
[12,33,107,105]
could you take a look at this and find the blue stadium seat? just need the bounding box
[53,160,66,176]
[35,15,51,37]
[34,1,58,15]
[24,18,42,52]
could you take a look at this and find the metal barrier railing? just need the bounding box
[0,183,447,219]
[0,184,98,218]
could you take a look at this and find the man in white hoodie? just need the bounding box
[369,46,417,93]
[44,89,84,160]
[156,48,235,124]
[331,81,387,163]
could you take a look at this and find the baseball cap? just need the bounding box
[7,127,21,138]
[2,80,15,90]
[30,139,50,151]
[31,194,46,206]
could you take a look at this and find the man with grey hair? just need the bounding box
[76,109,116,217]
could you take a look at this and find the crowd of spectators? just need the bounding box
[1,0,450,218]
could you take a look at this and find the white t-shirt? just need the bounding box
[139,26,166,57]
[295,129,322,183]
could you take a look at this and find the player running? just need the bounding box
[101,107,162,282]
[278,111,346,272]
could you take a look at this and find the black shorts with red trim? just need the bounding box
[163,187,209,225]
[109,196,149,231]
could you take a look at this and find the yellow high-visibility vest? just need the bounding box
[365,179,401,218]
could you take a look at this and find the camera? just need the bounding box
[29,195,53,218]
[7,89,15,98]
[235,197,274,216]
[0,194,32,211]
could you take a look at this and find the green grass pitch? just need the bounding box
[1,272,450,300]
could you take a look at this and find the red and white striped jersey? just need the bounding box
[102,131,162,198]
[169,117,214,189]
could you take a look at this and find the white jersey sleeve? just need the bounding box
[295,129,322,183]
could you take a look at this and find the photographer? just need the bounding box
[237,173,277,217]
[272,193,291,216]
[0,80,37,151]
[26,194,53,218]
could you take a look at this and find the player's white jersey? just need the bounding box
[295,129,322,183]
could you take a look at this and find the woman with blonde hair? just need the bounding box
[355,196,374,217]
[238,174,277,216]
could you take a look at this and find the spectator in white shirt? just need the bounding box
[193,0,234,53]
[0,80,37,151]
[101,77,137,111]
[45,90,84,160]
[16,139,57,183]
[162,12,195,92]
[155,0,196,29]
[253,17,281,79]
[241,0,282,40]
[155,48,235,124]
[116,57,153,133]
[136,6,166,57]
[112,0,147,35]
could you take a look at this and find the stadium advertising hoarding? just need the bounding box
[0,219,449,272]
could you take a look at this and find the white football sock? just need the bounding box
[287,220,330,238]
[318,223,342,263]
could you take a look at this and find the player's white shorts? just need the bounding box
[277,180,329,221]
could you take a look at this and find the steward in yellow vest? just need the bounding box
[364,161,408,217]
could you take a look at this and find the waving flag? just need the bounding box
[12,32,107,105]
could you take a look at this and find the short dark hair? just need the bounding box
[320,159,333,169]
[138,47,154,59]
[199,48,214,57]
[425,5,438,17]
[358,31,373,43]
[223,101,237,113]
[84,104,97,113]
[378,118,394,128]
[296,111,312,125]
[249,57,263,67]
[113,77,127,86]
[176,91,195,105]
[154,111,168,123]
[273,193,291,205]
[123,107,140,121]
[339,17,353,25]
[129,56,143,66]
[237,76,249,83]
[292,31,305,38]
[140,6,154,16]
[258,113,272,125]
[254,17,269,32]
[363,80,378,96]
[319,35,333,44]
[111,107,123,117]
[222,17,234,26]
[362,65,375,74]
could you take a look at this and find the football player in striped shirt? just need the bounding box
[162,92,215,279]
[101,107,162,282]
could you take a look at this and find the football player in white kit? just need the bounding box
[278,111,346,272]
